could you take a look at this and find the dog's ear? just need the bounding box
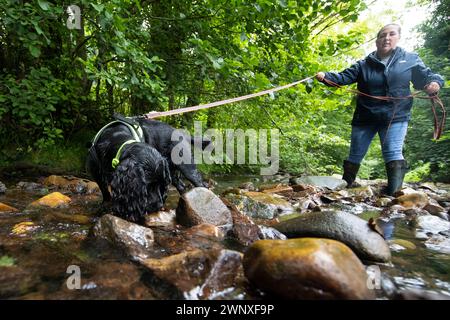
[159,158,172,186]
[110,158,149,222]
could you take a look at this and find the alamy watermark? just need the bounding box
[66,265,97,290]
[66,5,81,30]
[66,265,81,290]
[171,121,279,175]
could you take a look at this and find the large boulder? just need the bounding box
[140,248,243,299]
[176,187,232,227]
[274,210,391,262]
[93,214,155,261]
[243,238,375,299]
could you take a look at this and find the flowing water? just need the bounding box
[0,175,449,299]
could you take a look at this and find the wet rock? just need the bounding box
[144,210,176,228]
[389,239,417,250]
[0,202,19,213]
[0,181,6,193]
[320,194,339,203]
[261,185,293,196]
[152,226,224,257]
[84,261,153,299]
[257,225,287,240]
[274,210,391,262]
[291,184,318,195]
[396,187,419,195]
[389,243,407,252]
[46,212,91,225]
[243,238,375,299]
[29,192,71,208]
[392,192,428,209]
[185,223,225,241]
[239,182,256,191]
[423,199,446,217]
[346,186,374,200]
[293,198,316,213]
[43,175,98,194]
[223,199,260,246]
[290,176,347,191]
[413,215,450,239]
[0,266,39,298]
[419,182,439,193]
[439,230,450,237]
[423,235,450,254]
[11,221,39,236]
[404,208,430,217]
[176,187,232,227]
[17,181,47,193]
[93,214,155,261]
[389,204,407,213]
[86,181,100,194]
[376,197,392,207]
[225,191,293,220]
[140,248,242,299]
[396,288,450,300]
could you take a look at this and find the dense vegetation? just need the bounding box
[0,0,448,181]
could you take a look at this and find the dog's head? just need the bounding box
[110,143,171,222]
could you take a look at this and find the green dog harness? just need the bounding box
[91,117,145,169]
[111,139,138,169]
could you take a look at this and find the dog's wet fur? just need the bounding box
[86,118,208,223]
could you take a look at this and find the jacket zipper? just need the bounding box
[384,48,398,76]
[383,49,398,96]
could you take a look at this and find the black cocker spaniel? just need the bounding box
[87,117,208,223]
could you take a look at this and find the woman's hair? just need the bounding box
[377,24,401,38]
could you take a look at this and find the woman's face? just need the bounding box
[376,25,400,57]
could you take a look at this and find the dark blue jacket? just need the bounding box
[323,47,444,125]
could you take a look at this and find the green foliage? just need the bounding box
[4,0,421,180]
[405,0,450,182]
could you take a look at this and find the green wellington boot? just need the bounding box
[385,160,408,196]
[342,160,360,188]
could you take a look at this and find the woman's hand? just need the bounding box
[316,72,325,81]
[425,81,440,95]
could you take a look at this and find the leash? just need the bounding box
[138,73,444,140]
[143,76,315,119]
[321,77,446,140]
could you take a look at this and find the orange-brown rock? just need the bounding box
[0,202,19,213]
[29,192,71,208]
[243,238,375,300]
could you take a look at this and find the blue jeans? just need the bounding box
[347,121,408,164]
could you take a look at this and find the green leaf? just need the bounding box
[91,3,105,13]
[38,0,50,11]
[32,21,43,35]
[29,45,41,58]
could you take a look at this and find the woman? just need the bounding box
[316,24,444,196]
